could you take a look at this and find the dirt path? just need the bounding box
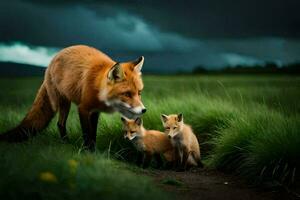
[142,168,295,200]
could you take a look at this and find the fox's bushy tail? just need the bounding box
[0,83,55,142]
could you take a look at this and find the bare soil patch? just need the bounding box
[142,168,297,200]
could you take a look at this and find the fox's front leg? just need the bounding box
[181,147,190,171]
[78,106,99,152]
[175,147,188,171]
[154,154,163,169]
[174,147,182,170]
[57,98,71,142]
[90,111,99,147]
[136,151,144,167]
[142,152,152,168]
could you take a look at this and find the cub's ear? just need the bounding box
[178,113,183,122]
[121,117,127,123]
[108,63,124,81]
[135,117,143,126]
[132,56,144,73]
[161,114,168,123]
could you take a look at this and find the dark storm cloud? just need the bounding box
[0,0,299,71]
[0,0,201,51]
[22,0,300,38]
[1,0,300,46]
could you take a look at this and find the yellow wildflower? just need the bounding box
[68,159,79,174]
[39,171,58,183]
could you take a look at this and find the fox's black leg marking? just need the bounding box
[180,147,190,171]
[165,161,174,170]
[78,108,98,152]
[136,151,144,167]
[90,111,99,150]
[57,99,71,141]
[78,110,91,151]
[142,152,152,168]
[174,147,181,170]
[191,151,204,168]
[154,154,163,168]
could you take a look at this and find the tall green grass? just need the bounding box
[207,106,300,186]
[0,75,299,197]
[0,141,168,200]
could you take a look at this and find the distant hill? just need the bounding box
[0,62,46,77]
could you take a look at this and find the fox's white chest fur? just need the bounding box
[171,133,184,147]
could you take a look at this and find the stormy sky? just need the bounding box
[0,0,299,72]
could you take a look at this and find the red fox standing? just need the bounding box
[122,117,174,168]
[161,113,203,170]
[0,45,146,151]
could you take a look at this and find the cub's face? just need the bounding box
[161,114,183,138]
[99,57,146,119]
[121,117,143,140]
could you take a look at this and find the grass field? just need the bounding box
[0,75,299,199]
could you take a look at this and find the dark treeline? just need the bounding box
[193,62,300,75]
[0,61,300,77]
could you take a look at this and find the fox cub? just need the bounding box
[122,117,174,168]
[161,113,202,170]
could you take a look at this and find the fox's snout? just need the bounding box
[119,102,146,119]
[124,133,137,141]
[106,99,146,119]
[167,132,178,139]
[167,133,174,139]
[131,105,147,114]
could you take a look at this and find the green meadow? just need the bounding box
[0,75,299,199]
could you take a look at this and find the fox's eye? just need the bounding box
[165,127,170,130]
[130,131,135,134]
[173,126,178,129]
[123,92,132,98]
[138,90,142,96]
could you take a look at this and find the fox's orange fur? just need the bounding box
[161,114,202,170]
[0,45,146,151]
[122,117,174,168]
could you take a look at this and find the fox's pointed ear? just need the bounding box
[178,113,183,122]
[135,117,142,126]
[161,114,168,123]
[108,63,124,81]
[133,56,144,73]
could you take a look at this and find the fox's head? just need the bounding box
[161,113,184,139]
[100,57,146,119]
[121,117,144,140]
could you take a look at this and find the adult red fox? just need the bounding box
[161,113,203,170]
[0,45,146,151]
[122,117,174,168]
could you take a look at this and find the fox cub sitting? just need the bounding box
[161,113,203,170]
[122,117,174,168]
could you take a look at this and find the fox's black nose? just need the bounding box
[168,135,171,139]
[142,108,147,114]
